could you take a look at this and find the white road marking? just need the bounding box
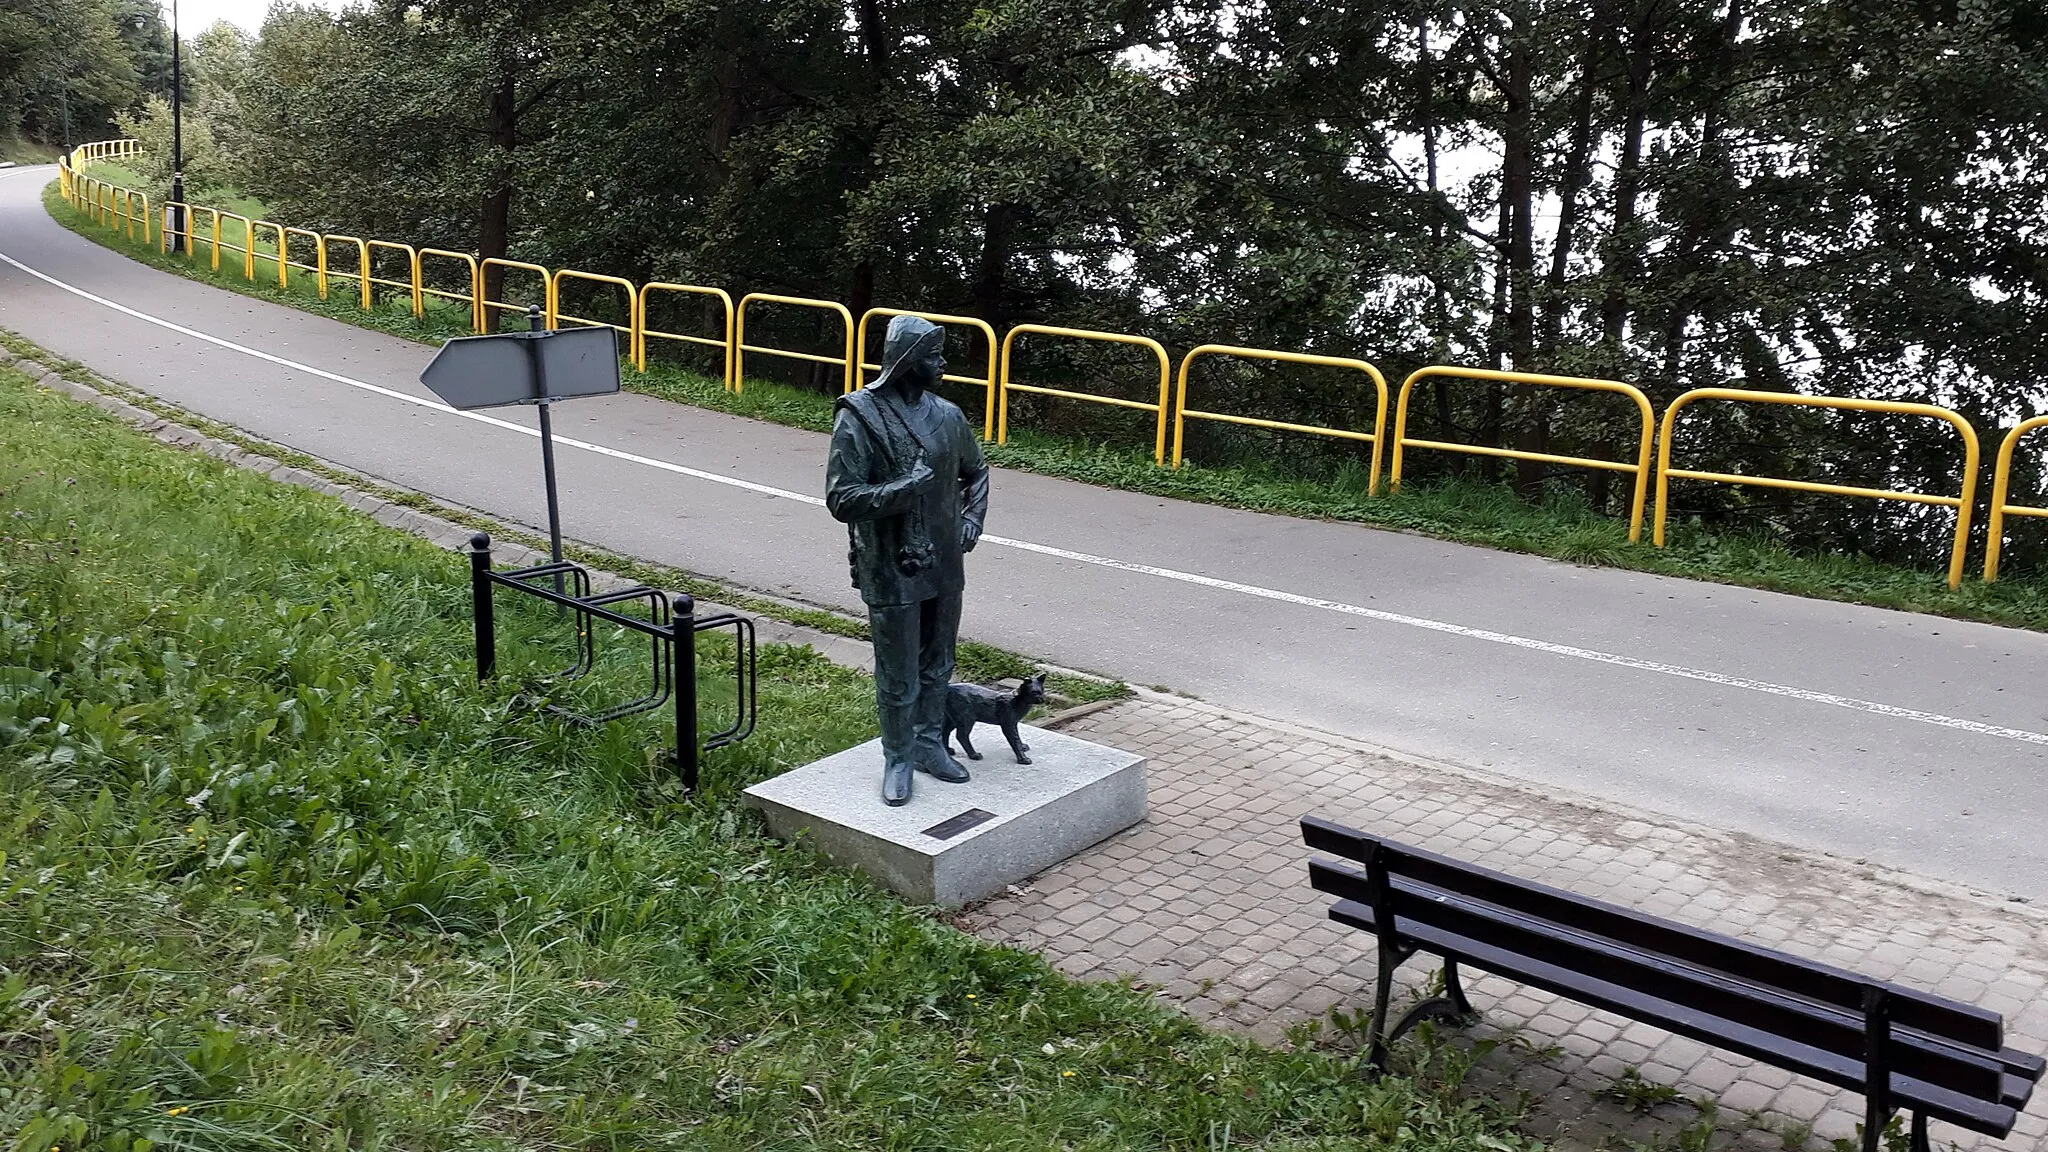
[5,245,2046,748]
[1,250,817,505]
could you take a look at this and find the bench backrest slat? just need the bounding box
[1302,815,2002,1053]
[1310,860,2003,1101]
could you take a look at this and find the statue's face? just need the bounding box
[912,346,946,390]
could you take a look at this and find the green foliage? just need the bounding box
[113,96,225,201]
[0,356,1535,1149]
[1599,1068,1681,1114]
[0,0,156,147]
[187,0,2048,576]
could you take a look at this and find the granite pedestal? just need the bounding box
[742,724,1146,908]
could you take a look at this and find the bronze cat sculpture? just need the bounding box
[943,674,1045,765]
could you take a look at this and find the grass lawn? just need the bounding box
[3,138,59,166]
[0,354,1536,1150]
[42,177,2048,636]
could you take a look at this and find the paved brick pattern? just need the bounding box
[969,696,2048,1150]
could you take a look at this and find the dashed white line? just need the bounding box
[4,243,2045,748]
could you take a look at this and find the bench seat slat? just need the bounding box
[1327,898,2019,1137]
[1303,815,2002,1050]
[1311,859,2019,1103]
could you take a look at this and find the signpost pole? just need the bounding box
[418,311,620,617]
[525,305,568,607]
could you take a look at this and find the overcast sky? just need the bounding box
[162,0,345,35]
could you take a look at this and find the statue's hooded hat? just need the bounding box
[868,315,944,392]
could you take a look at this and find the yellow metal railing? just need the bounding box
[1173,345,1389,492]
[114,187,149,242]
[858,308,999,439]
[1983,416,2048,582]
[1393,366,1658,541]
[251,220,288,287]
[735,293,854,394]
[480,258,553,331]
[71,139,136,169]
[216,211,256,280]
[158,200,193,256]
[419,248,483,333]
[1000,324,1173,464]
[323,235,370,306]
[62,136,2048,585]
[366,240,422,316]
[1655,389,1981,589]
[281,226,326,296]
[637,282,734,383]
[187,205,223,269]
[551,269,639,351]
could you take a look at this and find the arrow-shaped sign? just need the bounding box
[420,325,621,410]
[419,318,623,584]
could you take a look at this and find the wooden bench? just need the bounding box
[1302,815,2043,1152]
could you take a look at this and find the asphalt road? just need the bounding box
[6,164,2047,900]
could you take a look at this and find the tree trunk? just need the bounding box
[855,0,890,77]
[479,70,516,313]
[707,47,742,188]
[1501,4,1544,498]
[1543,18,1601,361]
[974,203,1015,335]
[1653,0,1746,396]
[1600,1,1655,352]
[1481,184,1512,481]
[1419,13,1459,455]
[1419,13,1450,358]
[850,259,875,376]
[1541,13,1604,503]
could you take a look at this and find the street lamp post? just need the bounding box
[169,0,185,254]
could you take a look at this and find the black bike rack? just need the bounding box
[467,532,756,793]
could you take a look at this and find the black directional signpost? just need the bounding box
[420,305,620,576]
[425,306,756,793]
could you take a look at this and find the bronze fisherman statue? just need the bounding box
[826,316,991,805]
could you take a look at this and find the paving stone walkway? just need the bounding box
[967,695,2048,1151]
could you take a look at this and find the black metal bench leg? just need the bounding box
[1863,985,1892,1152]
[1365,940,1397,1072]
[1363,843,1400,1074]
[1385,961,1481,1047]
[1909,1112,1929,1152]
[1444,959,1475,1017]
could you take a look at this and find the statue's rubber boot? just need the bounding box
[881,760,915,806]
[914,684,971,782]
[879,694,919,805]
[916,745,971,783]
